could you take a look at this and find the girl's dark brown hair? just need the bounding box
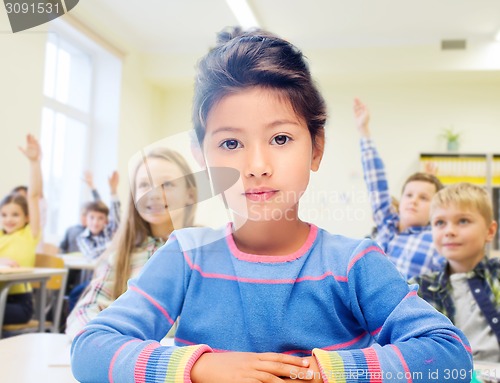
[192,27,327,149]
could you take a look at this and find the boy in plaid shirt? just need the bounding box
[69,171,121,310]
[411,183,499,362]
[76,171,121,261]
[354,98,444,279]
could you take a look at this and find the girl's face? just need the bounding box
[203,87,323,223]
[135,157,195,231]
[0,202,28,234]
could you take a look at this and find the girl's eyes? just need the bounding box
[459,218,470,225]
[219,135,292,150]
[220,139,241,150]
[271,135,291,146]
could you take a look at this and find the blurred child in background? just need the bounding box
[411,182,499,362]
[0,134,42,324]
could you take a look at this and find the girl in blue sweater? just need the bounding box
[71,27,472,383]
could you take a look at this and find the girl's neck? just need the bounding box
[150,221,175,241]
[232,219,310,256]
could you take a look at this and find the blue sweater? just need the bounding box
[71,224,472,382]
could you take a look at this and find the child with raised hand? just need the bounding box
[76,170,121,261]
[59,171,102,254]
[66,148,197,339]
[0,134,42,324]
[71,27,472,383]
[410,183,499,362]
[354,98,445,279]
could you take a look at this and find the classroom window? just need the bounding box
[41,20,121,245]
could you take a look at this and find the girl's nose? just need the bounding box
[244,145,272,178]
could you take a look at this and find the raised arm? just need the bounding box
[353,97,371,139]
[354,99,395,235]
[18,134,42,239]
[83,171,101,201]
[107,171,121,228]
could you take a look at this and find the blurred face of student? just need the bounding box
[86,211,108,235]
[202,87,323,223]
[0,202,29,234]
[135,158,195,231]
[399,181,437,229]
[431,204,497,273]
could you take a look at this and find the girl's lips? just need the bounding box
[146,204,168,213]
[244,189,278,202]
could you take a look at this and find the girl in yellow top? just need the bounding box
[0,134,42,324]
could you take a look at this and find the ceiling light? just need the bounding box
[226,0,260,29]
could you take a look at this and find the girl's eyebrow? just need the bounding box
[265,119,301,129]
[210,119,300,136]
[210,127,242,136]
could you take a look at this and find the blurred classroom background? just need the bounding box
[1,0,500,248]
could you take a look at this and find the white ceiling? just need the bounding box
[73,0,500,84]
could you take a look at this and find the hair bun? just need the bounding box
[216,26,246,45]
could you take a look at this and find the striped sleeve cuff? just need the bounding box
[312,348,382,383]
[135,344,212,383]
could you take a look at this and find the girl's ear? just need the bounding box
[311,131,325,172]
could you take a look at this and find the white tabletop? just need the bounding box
[61,253,97,270]
[0,267,67,282]
[0,333,77,383]
[475,361,500,382]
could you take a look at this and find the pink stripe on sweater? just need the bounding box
[347,246,384,273]
[284,332,367,355]
[134,343,160,383]
[108,339,140,383]
[451,334,473,353]
[361,348,383,383]
[404,290,418,299]
[390,345,412,383]
[226,223,318,263]
[182,251,346,284]
[130,285,175,325]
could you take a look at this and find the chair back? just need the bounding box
[33,254,65,290]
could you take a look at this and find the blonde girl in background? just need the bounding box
[65,148,197,338]
[0,134,42,324]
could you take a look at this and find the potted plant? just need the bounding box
[440,127,461,152]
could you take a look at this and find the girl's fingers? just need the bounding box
[256,354,313,380]
[259,353,309,367]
